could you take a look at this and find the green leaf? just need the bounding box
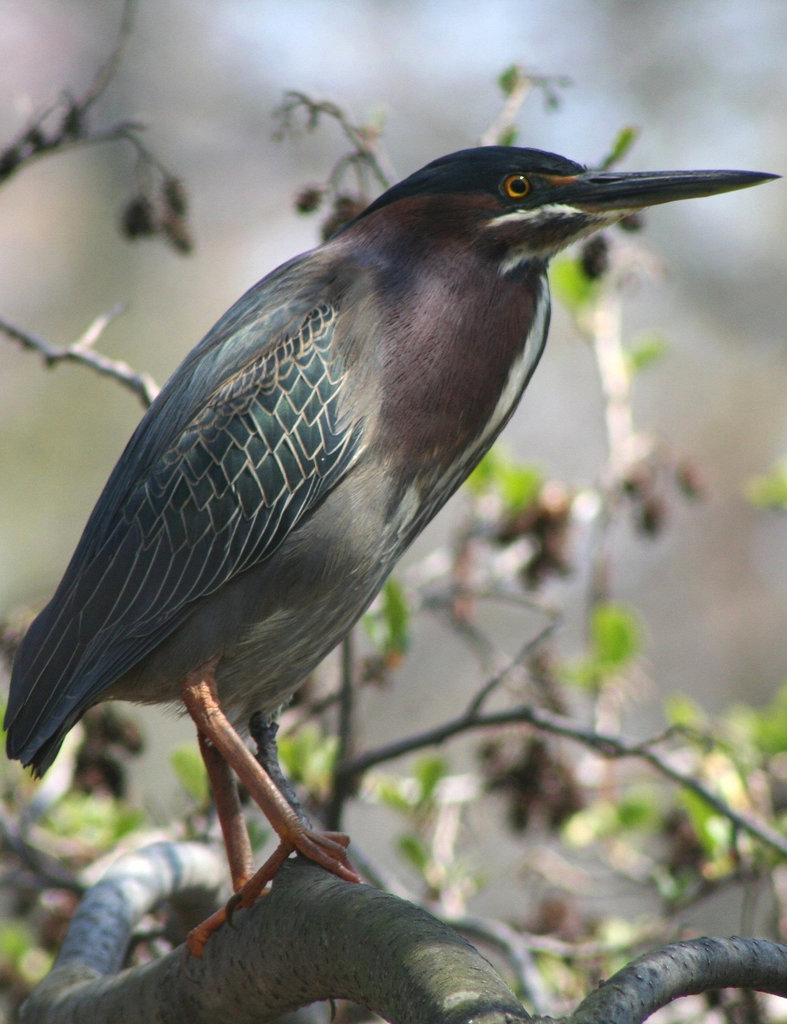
[497,125,518,148]
[500,464,541,510]
[382,577,410,656]
[369,773,417,812]
[550,257,600,314]
[746,462,787,510]
[278,724,338,797]
[664,693,707,730]
[0,921,52,984]
[566,602,643,690]
[498,64,521,97]
[398,833,429,873]
[562,800,618,845]
[44,793,144,849]
[414,756,448,803]
[246,819,271,851]
[563,789,658,846]
[681,788,732,860]
[616,791,659,830]
[466,447,542,511]
[363,577,411,660]
[0,922,34,964]
[466,447,501,493]
[171,744,209,804]
[598,126,641,170]
[591,602,641,669]
[652,864,690,902]
[626,333,668,374]
[730,684,787,756]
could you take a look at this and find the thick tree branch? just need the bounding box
[564,936,787,1024]
[21,843,531,1024]
[21,842,787,1024]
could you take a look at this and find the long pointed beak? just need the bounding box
[556,167,779,212]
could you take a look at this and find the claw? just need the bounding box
[187,906,229,958]
[293,829,360,883]
[181,668,362,955]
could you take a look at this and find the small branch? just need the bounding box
[79,0,136,114]
[0,1,138,186]
[479,67,535,147]
[0,805,84,895]
[413,580,562,715]
[1,313,159,408]
[274,91,393,191]
[450,911,666,965]
[480,66,572,147]
[1,0,193,253]
[325,633,356,831]
[464,606,561,717]
[338,700,787,860]
[584,288,636,607]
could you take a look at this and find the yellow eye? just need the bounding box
[503,173,531,199]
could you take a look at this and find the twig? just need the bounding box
[0,805,84,895]
[274,91,393,191]
[79,0,136,114]
[480,68,534,147]
[0,1,139,185]
[480,66,572,147]
[452,912,666,964]
[1,313,159,409]
[1,0,192,253]
[325,634,356,831]
[338,700,787,860]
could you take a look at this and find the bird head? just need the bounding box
[349,146,777,271]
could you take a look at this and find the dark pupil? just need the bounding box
[510,177,527,194]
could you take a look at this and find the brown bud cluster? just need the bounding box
[120,178,193,254]
[618,211,644,232]
[73,706,144,799]
[579,234,609,280]
[479,735,584,832]
[320,195,367,240]
[622,454,705,537]
[295,186,323,214]
[495,481,573,587]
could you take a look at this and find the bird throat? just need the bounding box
[476,278,550,450]
[387,271,551,545]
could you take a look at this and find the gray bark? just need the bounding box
[20,842,530,1024]
[20,841,787,1024]
[563,935,787,1024]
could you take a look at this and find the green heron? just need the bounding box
[4,146,776,948]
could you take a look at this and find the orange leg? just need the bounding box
[197,731,253,892]
[181,660,361,956]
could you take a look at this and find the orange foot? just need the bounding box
[187,833,358,957]
[181,663,361,956]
